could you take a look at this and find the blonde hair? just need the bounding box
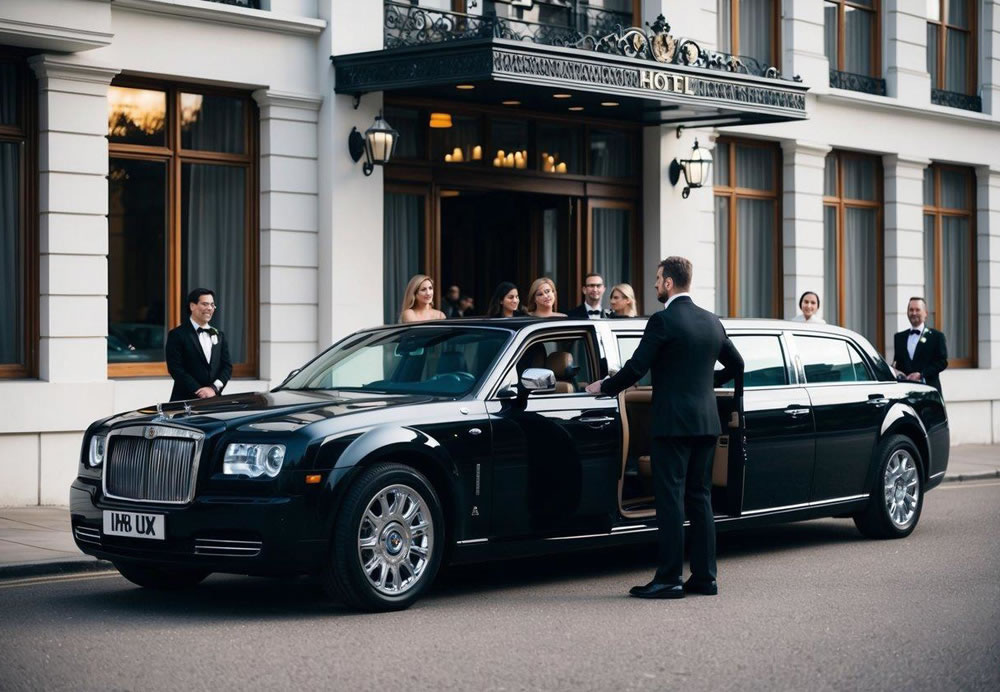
[399,274,435,322]
[610,283,638,317]
[526,277,558,314]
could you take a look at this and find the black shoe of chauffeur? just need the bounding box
[629,580,685,599]
[682,577,718,596]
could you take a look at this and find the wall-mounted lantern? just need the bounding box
[668,139,713,198]
[348,110,399,176]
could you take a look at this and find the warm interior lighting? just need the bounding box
[440,190,460,197]
[540,151,569,174]
[429,112,453,128]
[493,149,528,169]
[456,84,476,90]
[472,145,482,160]
[552,93,572,99]
[502,100,521,106]
[600,101,620,107]
[568,106,584,111]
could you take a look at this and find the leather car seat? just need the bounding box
[545,351,576,394]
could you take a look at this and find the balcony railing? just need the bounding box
[383,1,793,81]
[931,88,982,112]
[829,69,886,96]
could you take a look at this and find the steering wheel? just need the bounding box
[428,372,476,385]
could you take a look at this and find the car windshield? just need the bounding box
[283,326,513,397]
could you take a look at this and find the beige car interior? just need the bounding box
[618,387,740,518]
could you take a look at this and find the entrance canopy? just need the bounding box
[333,12,808,128]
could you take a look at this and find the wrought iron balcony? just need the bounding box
[829,69,886,96]
[383,1,793,81]
[931,88,982,112]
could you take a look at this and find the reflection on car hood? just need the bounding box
[102,390,439,432]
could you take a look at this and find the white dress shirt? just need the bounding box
[584,301,604,319]
[907,323,925,360]
[664,291,691,311]
[190,318,224,392]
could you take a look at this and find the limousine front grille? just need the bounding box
[103,425,203,504]
[193,538,263,557]
[74,525,101,546]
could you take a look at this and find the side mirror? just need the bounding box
[520,367,556,394]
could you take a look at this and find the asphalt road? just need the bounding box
[2,482,998,692]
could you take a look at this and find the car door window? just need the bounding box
[716,335,788,388]
[795,335,861,384]
[848,344,873,382]
[616,336,652,386]
[499,334,597,395]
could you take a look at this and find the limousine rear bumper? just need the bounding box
[69,479,328,576]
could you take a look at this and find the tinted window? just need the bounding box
[716,335,788,388]
[848,343,873,381]
[796,335,865,383]
[501,334,597,394]
[617,336,652,387]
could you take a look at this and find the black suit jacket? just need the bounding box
[566,303,610,319]
[165,322,233,401]
[600,296,743,438]
[892,327,947,394]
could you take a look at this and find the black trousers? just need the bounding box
[650,435,718,585]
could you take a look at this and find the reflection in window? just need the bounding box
[796,335,865,383]
[108,86,167,147]
[180,93,245,153]
[716,335,788,388]
[108,158,168,363]
[0,141,24,366]
[590,129,634,177]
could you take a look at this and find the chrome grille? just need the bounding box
[104,425,203,504]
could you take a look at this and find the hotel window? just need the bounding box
[107,81,257,377]
[824,1,885,95]
[0,54,35,379]
[923,165,976,367]
[718,0,781,70]
[714,139,782,318]
[927,0,980,111]
[823,151,883,350]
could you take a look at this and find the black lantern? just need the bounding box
[669,139,713,198]
[348,110,399,176]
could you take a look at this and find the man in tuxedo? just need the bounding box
[892,296,947,395]
[566,273,611,319]
[586,257,743,599]
[165,288,233,402]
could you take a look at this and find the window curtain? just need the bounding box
[183,163,246,362]
[923,214,937,326]
[542,208,559,286]
[843,207,878,343]
[736,199,775,317]
[823,205,839,325]
[738,0,774,66]
[945,29,969,93]
[823,2,837,65]
[926,24,940,87]
[941,216,971,358]
[0,141,20,364]
[844,6,874,75]
[384,192,424,325]
[592,207,631,296]
[715,196,730,315]
[718,0,733,53]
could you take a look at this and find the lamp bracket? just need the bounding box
[668,158,683,187]
[352,93,361,110]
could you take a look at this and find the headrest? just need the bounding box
[545,351,575,379]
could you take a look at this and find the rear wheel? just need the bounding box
[853,434,923,539]
[322,463,444,612]
[113,562,210,590]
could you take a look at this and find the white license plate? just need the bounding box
[102,510,165,540]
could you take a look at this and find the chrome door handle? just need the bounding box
[468,427,482,436]
[784,407,810,417]
[866,398,889,406]
[579,416,615,425]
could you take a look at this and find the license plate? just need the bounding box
[102,510,165,540]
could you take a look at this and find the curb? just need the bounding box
[941,470,1000,483]
[0,558,115,581]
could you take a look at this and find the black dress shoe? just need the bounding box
[629,581,685,599]
[683,577,718,595]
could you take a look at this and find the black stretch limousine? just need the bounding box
[71,318,949,611]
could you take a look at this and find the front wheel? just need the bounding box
[322,463,444,612]
[113,562,210,590]
[853,435,923,539]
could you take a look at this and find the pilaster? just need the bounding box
[976,166,1000,368]
[782,0,829,89]
[781,140,831,320]
[884,0,932,105]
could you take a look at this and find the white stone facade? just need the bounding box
[1,0,999,505]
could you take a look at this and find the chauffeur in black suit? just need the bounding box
[566,272,611,319]
[586,257,743,599]
[165,288,233,402]
[892,296,948,395]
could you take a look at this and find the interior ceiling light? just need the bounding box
[601,101,620,107]
[502,100,521,105]
[568,106,584,111]
[456,84,476,90]
[552,93,572,99]
[429,112,453,128]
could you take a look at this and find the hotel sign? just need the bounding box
[639,70,695,95]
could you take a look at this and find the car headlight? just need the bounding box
[88,435,107,468]
[223,443,285,478]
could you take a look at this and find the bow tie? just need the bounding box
[587,310,602,316]
[197,327,212,334]
[909,329,921,336]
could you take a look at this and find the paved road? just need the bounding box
[2,482,998,692]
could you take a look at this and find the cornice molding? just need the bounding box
[0,18,113,52]
[112,0,326,37]
[28,55,120,85]
[252,89,324,111]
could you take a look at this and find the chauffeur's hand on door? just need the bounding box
[585,379,606,395]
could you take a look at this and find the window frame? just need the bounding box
[718,0,783,68]
[792,333,875,386]
[489,328,602,399]
[822,150,884,352]
[106,77,259,379]
[824,0,881,77]
[922,163,977,369]
[926,0,978,96]
[719,331,792,390]
[713,137,783,318]
[0,52,38,379]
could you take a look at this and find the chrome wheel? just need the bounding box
[883,450,920,529]
[357,483,434,597]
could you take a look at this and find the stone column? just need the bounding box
[781,140,830,320]
[29,55,119,383]
[253,89,323,382]
[884,0,932,105]
[976,166,1000,370]
[882,154,930,350]
[782,0,829,88]
[981,0,1000,116]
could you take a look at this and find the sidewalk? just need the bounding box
[2,445,997,581]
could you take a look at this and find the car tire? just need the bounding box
[322,462,445,612]
[853,434,923,539]
[113,562,210,590]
